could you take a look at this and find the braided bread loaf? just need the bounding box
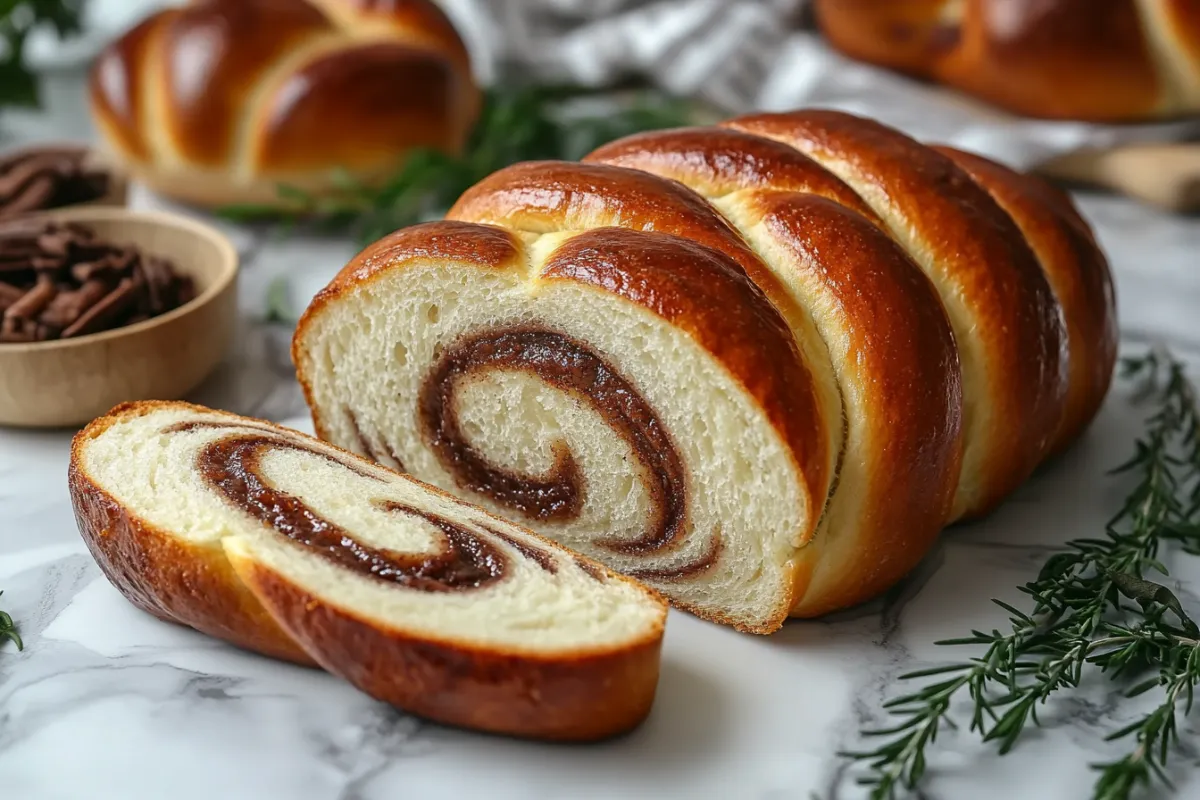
[88,0,478,207]
[293,109,1117,633]
[70,401,666,740]
[815,0,1200,121]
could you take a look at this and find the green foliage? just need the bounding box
[842,349,1200,800]
[221,85,701,245]
[0,0,86,108]
[0,590,22,650]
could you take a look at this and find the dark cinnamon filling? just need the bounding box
[346,407,406,472]
[187,427,511,591]
[485,525,557,574]
[418,325,688,556]
[626,535,722,582]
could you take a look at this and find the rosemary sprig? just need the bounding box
[0,590,22,650]
[220,84,701,245]
[842,349,1200,800]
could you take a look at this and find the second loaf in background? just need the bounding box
[293,109,1117,634]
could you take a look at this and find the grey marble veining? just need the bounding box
[4,71,1200,800]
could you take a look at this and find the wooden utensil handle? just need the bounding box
[1037,143,1200,212]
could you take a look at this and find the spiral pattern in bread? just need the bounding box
[293,109,1116,633]
[69,401,666,740]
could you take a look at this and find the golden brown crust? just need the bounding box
[229,555,663,741]
[584,125,965,615]
[740,195,964,616]
[71,400,666,740]
[934,146,1117,454]
[250,43,469,173]
[87,0,478,207]
[88,13,171,163]
[728,109,1068,519]
[309,0,474,72]
[448,160,773,278]
[1164,0,1200,74]
[814,0,1171,120]
[584,126,882,225]
[69,401,315,665]
[156,0,330,167]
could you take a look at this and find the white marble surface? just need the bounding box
[5,75,1200,800]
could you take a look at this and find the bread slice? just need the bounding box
[294,215,833,634]
[69,401,667,741]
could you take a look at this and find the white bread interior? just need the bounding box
[76,404,664,654]
[297,236,809,632]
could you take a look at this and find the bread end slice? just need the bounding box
[69,401,667,740]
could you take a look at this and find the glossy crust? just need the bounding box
[934,146,1118,454]
[87,0,478,207]
[729,110,1068,520]
[814,0,1193,120]
[70,400,667,740]
[746,196,961,615]
[586,127,964,616]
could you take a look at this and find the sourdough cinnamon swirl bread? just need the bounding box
[69,401,666,740]
[293,109,1117,633]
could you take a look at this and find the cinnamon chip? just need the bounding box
[0,147,111,220]
[0,221,195,344]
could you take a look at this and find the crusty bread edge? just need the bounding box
[69,401,316,665]
[70,400,670,740]
[227,545,664,741]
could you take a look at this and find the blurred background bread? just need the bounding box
[814,0,1200,122]
[87,0,479,208]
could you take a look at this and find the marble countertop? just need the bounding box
[4,73,1200,800]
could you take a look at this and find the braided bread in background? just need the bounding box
[293,109,1117,633]
[815,0,1200,121]
[88,0,478,207]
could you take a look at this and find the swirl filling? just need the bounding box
[184,424,516,591]
[418,325,688,556]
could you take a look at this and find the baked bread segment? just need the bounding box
[727,110,1069,520]
[933,146,1118,455]
[88,0,478,207]
[70,401,666,741]
[296,217,828,633]
[814,0,1200,121]
[586,126,964,616]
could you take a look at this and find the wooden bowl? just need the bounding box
[0,208,238,428]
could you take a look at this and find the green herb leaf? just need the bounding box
[0,590,23,651]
